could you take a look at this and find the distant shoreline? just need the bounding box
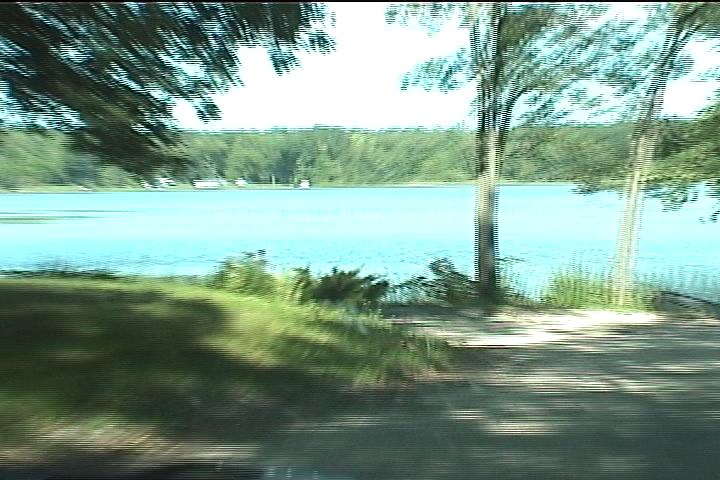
[0,180,582,194]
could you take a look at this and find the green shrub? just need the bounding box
[287,267,316,304]
[391,257,524,307]
[290,267,389,311]
[211,251,276,297]
[411,258,477,305]
[211,254,389,311]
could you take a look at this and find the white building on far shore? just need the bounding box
[192,179,221,189]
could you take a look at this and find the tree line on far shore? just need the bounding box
[0,118,704,191]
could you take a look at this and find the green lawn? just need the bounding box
[0,277,448,457]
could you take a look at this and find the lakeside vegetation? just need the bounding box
[0,253,689,452]
[0,253,689,315]
[0,272,450,452]
[0,123,635,190]
[0,117,714,213]
[1,254,711,452]
[0,179,578,194]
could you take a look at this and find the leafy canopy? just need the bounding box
[386,2,613,130]
[0,3,334,175]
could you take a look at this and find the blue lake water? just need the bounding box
[1,185,718,299]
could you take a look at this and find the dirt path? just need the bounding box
[3,307,719,479]
[250,307,720,479]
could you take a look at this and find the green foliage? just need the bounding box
[210,253,389,311]
[599,3,720,118]
[387,2,614,127]
[541,269,656,310]
[506,123,633,190]
[290,267,390,311]
[0,114,713,195]
[401,259,478,306]
[645,99,720,221]
[210,251,276,297]
[0,3,333,174]
[392,257,524,307]
[0,123,647,189]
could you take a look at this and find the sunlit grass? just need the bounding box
[541,268,657,311]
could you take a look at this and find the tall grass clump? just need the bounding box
[541,267,657,311]
[210,251,276,297]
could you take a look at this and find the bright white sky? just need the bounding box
[174,2,720,131]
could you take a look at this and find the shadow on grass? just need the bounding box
[0,280,446,473]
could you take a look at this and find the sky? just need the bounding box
[174,2,720,132]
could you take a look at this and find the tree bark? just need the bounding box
[612,8,688,306]
[472,2,503,301]
[476,129,500,299]
[613,130,656,306]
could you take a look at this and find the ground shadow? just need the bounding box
[0,281,435,477]
[5,281,718,479]
[250,319,720,480]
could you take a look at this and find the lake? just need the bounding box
[1,185,718,300]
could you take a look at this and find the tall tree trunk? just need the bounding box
[612,13,684,306]
[471,2,503,301]
[476,129,500,299]
[613,128,657,306]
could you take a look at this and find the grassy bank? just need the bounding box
[0,276,448,457]
[383,257,687,314]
